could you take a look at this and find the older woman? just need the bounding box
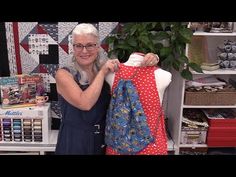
[55,23,159,155]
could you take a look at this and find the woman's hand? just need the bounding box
[100,59,120,75]
[141,53,159,67]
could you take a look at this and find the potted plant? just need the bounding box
[105,22,203,80]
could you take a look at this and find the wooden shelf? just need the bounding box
[179,144,208,148]
[183,105,236,108]
[191,69,236,75]
[194,32,236,36]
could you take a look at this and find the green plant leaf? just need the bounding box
[105,36,116,44]
[162,54,174,70]
[160,47,172,57]
[160,22,171,30]
[178,55,189,64]
[104,22,201,80]
[127,37,138,47]
[172,59,181,71]
[179,28,193,43]
[181,69,193,80]
[188,62,203,73]
[153,31,169,41]
[116,44,133,51]
[130,25,138,36]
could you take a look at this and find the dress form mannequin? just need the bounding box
[105,52,172,104]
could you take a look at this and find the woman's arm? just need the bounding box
[56,60,118,111]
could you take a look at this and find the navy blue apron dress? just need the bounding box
[55,68,111,155]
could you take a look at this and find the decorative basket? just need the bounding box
[184,90,236,105]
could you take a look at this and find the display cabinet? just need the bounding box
[166,31,236,154]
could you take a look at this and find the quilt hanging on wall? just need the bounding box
[2,22,118,129]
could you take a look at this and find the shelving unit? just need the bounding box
[166,31,236,154]
[0,130,58,155]
[0,103,58,155]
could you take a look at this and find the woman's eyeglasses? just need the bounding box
[73,43,97,52]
